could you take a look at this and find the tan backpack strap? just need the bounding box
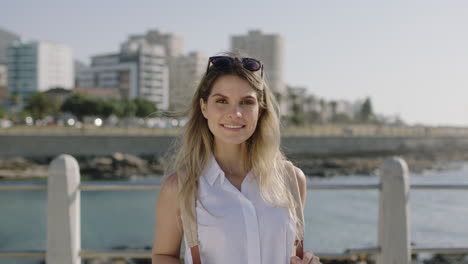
[179,175,202,263]
[180,207,198,248]
[284,161,305,259]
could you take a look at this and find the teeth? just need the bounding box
[223,124,243,128]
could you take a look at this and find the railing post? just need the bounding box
[377,157,411,264]
[46,154,81,264]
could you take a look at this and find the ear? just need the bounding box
[200,98,208,119]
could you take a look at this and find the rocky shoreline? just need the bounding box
[1,150,467,181]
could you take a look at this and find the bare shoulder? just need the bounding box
[161,172,179,193]
[152,172,183,257]
[157,172,180,216]
[292,166,307,192]
[284,161,307,206]
[282,160,306,187]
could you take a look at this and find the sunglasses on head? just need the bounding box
[206,56,264,77]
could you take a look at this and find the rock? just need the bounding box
[0,157,37,170]
[0,157,48,179]
[422,253,468,264]
[112,152,148,170]
[81,153,151,180]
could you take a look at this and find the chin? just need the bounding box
[218,138,248,145]
[213,134,252,146]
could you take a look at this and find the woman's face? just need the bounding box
[200,74,261,146]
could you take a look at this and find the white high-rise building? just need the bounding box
[0,28,20,65]
[76,53,138,100]
[127,29,183,58]
[7,41,74,102]
[0,65,6,87]
[168,51,207,111]
[231,30,286,114]
[0,65,7,106]
[77,38,169,110]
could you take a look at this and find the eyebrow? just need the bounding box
[210,93,256,99]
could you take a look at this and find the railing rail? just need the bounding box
[3,182,468,191]
[1,155,467,264]
[2,247,468,260]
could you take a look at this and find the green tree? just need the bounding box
[289,93,305,125]
[94,99,115,118]
[108,99,136,118]
[333,113,351,123]
[121,99,137,117]
[133,98,158,117]
[10,92,21,107]
[61,94,97,121]
[0,107,6,119]
[24,92,60,119]
[330,101,337,122]
[289,101,304,125]
[359,97,374,122]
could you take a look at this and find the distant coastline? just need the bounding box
[1,149,467,181]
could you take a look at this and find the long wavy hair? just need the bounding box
[165,52,303,241]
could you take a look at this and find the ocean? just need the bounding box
[1,162,467,264]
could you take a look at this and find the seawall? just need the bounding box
[1,135,468,158]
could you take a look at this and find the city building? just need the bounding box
[7,41,74,105]
[74,60,89,87]
[0,65,7,106]
[168,51,207,111]
[73,87,121,100]
[125,29,188,111]
[77,53,138,100]
[77,38,169,110]
[126,29,183,58]
[0,27,20,65]
[43,87,73,106]
[231,30,286,114]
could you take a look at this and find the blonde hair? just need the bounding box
[165,52,303,241]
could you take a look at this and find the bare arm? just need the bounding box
[152,173,183,264]
[290,167,322,264]
[294,166,307,208]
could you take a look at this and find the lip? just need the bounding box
[221,124,246,130]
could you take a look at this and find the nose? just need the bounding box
[227,105,242,119]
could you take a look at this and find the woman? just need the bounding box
[152,54,321,264]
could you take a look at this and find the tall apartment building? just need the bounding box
[76,53,138,99]
[77,38,169,110]
[168,51,207,111]
[0,65,7,106]
[0,28,21,65]
[124,29,189,111]
[230,30,286,114]
[127,29,183,58]
[7,41,74,104]
[1,28,21,107]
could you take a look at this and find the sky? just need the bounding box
[1,0,467,126]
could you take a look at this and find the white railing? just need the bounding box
[1,154,468,263]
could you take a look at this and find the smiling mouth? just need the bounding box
[221,124,245,129]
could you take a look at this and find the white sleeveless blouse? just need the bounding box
[184,155,296,264]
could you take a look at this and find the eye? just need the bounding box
[216,99,227,104]
[241,100,255,105]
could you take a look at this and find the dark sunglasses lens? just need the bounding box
[211,57,232,69]
[243,58,261,71]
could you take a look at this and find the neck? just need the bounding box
[213,141,249,178]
